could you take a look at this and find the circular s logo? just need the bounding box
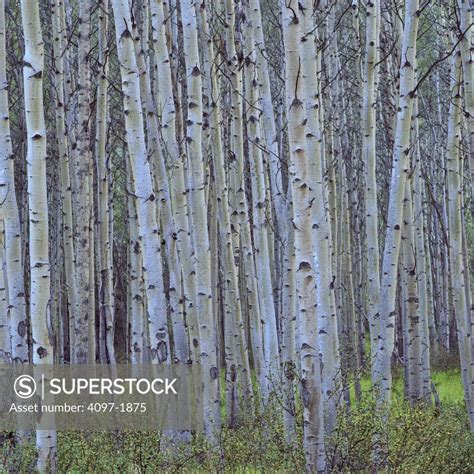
[14,375,37,399]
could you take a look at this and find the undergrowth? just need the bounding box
[1,375,473,473]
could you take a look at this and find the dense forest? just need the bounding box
[0,0,473,472]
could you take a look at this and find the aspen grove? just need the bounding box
[0,0,473,472]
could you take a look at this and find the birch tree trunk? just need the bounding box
[300,0,340,438]
[20,0,56,467]
[412,98,431,402]
[0,221,9,363]
[446,43,474,430]
[150,0,197,363]
[127,156,146,364]
[457,0,474,230]
[73,0,95,363]
[51,0,78,364]
[0,0,27,363]
[243,0,280,400]
[111,0,170,364]
[180,0,221,437]
[95,0,115,363]
[248,0,286,319]
[196,1,253,424]
[223,0,254,406]
[281,1,325,470]
[401,177,425,404]
[133,3,188,364]
[374,0,420,404]
[362,0,382,380]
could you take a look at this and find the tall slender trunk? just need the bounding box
[127,155,146,364]
[150,0,197,363]
[223,0,254,407]
[446,43,474,430]
[243,0,280,399]
[300,0,340,437]
[0,0,27,363]
[95,0,115,364]
[401,177,425,404]
[457,0,474,232]
[73,0,95,363]
[374,0,420,404]
[281,1,325,470]
[362,0,382,381]
[20,0,56,467]
[180,0,221,437]
[248,0,286,320]
[111,0,170,364]
[51,0,77,364]
[412,98,431,402]
[134,2,187,364]
[0,221,9,362]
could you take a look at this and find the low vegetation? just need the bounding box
[1,370,472,473]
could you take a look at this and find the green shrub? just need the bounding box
[1,389,473,472]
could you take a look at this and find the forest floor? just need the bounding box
[1,369,473,473]
[351,368,464,404]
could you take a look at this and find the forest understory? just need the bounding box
[0,0,474,472]
[2,366,474,472]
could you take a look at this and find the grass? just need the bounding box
[432,369,464,403]
[1,368,471,472]
[350,368,464,404]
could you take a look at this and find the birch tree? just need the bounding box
[412,98,431,402]
[457,0,474,226]
[179,0,221,437]
[244,0,280,398]
[20,0,56,467]
[362,0,382,378]
[300,0,340,437]
[111,0,170,364]
[374,0,420,404]
[446,42,474,430]
[95,0,115,363]
[222,0,254,406]
[150,0,197,364]
[0,0,27,364]
[281,0,325,469]
[73,0,95,364]
[51,0,78,364]
[0,221,8,363]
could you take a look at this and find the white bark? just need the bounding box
[51,0,77,364]
[180,0,221,437]
[127,156,146,364]
[20,0,56,467]
[374,0,420,403]
[362,0,382,379]
[248,0,286,315]
[95,0,115,364]
[150,0,198,363]
[243,0,280,398]
[281,0,325,470]
[73,0,95,364]
[0,220,9,363]
[111,0,170,364]
[457,0,474,224]
[300,0,340,436]
[223,0,254,406]
[401,177,426,404]
[133,7,188,364]
[446,44,474,430]
[412,98,431,402]
[0,0,27,363]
